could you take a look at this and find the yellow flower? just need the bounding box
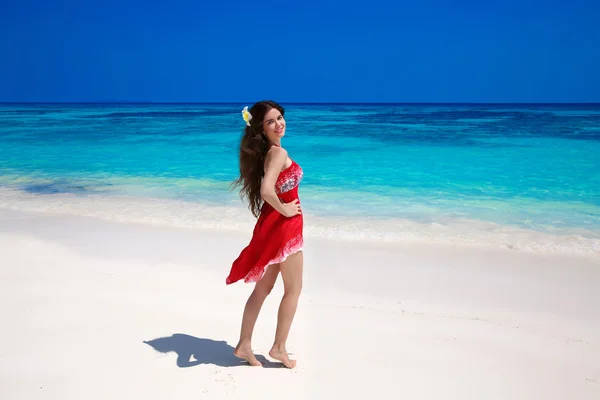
[241,106,252,126]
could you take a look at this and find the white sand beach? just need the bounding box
[1,207,599,399]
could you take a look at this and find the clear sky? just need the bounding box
[1,0,599,103]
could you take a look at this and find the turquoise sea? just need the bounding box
[1,103,599,255]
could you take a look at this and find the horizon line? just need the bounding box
[1,101,600,106]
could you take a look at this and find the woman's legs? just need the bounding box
[234,263,280,366]
[269,251,303,368]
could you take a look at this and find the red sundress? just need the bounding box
[226,159,304,285]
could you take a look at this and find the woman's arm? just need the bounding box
[260,147,301,217]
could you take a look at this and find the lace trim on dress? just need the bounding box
[275,162,303,194]
[244,234,304,283]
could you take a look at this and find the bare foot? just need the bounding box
[233,342,262,366]
[269,346,296,368]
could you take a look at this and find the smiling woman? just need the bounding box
[226,100,305,369]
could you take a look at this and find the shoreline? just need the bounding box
[1,187,598,258]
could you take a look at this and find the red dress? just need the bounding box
[226,159,304,284]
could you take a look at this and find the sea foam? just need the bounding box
[1,188,597,257]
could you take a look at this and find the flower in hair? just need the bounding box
[241,106,252,126]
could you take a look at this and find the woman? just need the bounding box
[226,100,304,369]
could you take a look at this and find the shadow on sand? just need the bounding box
[143,333,282,368]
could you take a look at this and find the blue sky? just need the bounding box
[1,0,599,103]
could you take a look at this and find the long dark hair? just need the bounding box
[231,100,285,218]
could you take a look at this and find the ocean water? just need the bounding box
[1,103,599,255]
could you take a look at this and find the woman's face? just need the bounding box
[262,108,286,143]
